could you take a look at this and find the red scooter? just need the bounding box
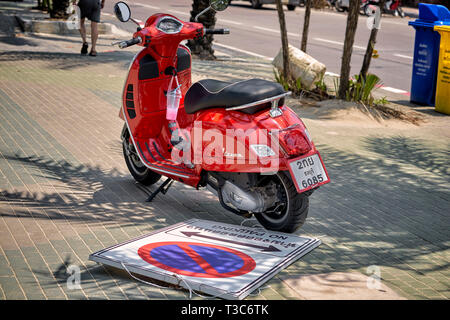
[112,0,330,233]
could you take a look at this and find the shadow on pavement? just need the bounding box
[27,33,124,46]
[0,151,226,232]
[29,254,190,299]
[0,153,168,227]
[1,133,449,283]
[0,49,134,70]
[364,135,450,178]
[0,35,39,46]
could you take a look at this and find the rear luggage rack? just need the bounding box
[225,91,291,112]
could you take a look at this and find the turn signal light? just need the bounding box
[278,129,311,157]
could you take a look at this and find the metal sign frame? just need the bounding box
[89,219,321,300]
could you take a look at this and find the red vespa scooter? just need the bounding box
[113,0,330,233]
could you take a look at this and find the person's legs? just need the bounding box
[79,17,89,54]
[90,21,98,54]
[79,18,87,43]
[89,1,101,56]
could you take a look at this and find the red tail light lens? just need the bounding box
[278,129,311,157]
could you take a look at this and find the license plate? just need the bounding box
[288,152,330,193]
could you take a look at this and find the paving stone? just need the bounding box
[0,276,26,299]
[0,254,13,277]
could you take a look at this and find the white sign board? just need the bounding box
[89,219,320,300]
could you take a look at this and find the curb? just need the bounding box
[15,15,130,37]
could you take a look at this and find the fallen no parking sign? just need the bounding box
[138,241,256,278]
[89,219,320,300]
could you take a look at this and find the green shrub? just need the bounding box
[374,96,389,106]
[273,68,329,100]
[346,74,381,105]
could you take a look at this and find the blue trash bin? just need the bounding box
[409,3,450,106]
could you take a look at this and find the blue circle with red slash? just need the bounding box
[138,241,256,278]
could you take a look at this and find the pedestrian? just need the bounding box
[74,0,105,56]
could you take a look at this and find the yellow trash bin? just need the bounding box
[434,25,450,115]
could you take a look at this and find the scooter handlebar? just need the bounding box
[204,28,230,35]
[117,37,142,49]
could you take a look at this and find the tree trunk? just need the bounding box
[338,0,359,99]
[359,0,386,80]
[186,0,217,60]
[275,0,291,81]
[301,0,312,52]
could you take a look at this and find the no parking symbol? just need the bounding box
[138,241,256,278]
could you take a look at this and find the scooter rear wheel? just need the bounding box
[254,171,309,233]
[122,125,161,186]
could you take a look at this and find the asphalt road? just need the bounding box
[102,0,416,92]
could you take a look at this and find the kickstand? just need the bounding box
[146,178,174,202]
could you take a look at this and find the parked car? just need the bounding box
[244,0,304,11]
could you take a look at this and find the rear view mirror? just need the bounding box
[195,0,229,21]
[210,0,229,12]
[114,1,131,22]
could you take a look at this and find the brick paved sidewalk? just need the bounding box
[0,3,449,300]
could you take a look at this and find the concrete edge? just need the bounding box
[14,15,131,37]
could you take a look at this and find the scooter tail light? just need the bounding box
[277,129,312,157]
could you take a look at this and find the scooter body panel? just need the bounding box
[122,44,192,140]
[189,106,317,173]
[119,15,203,187]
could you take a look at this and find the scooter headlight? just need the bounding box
[250,145,276,158]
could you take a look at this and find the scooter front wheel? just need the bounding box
[122,125,161,186]
[254,171,309,233]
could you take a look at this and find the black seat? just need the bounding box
[184,78,285,115]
